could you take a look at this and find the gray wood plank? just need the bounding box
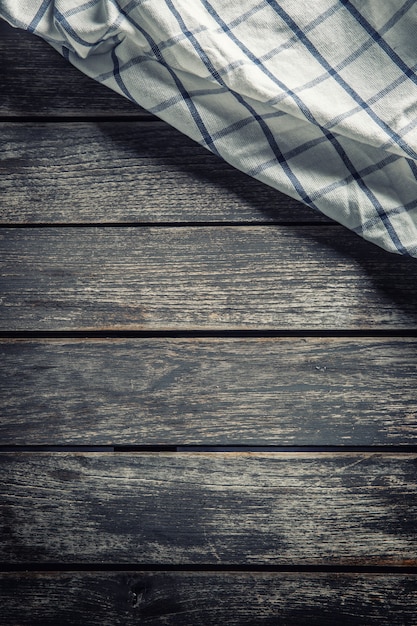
[0,571,416,625]
[1,226,417,330]
[0,122,317,224]
[1,338,416,446]
[0,19,143,117]
[1,452,416,565]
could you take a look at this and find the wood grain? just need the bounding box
[2,15,416,623]
[0,122,316,224]
[1,338,416,446]
[1,571,416,625]
[1,226,417,331]
[1,452,416,565]
[0,19,142,117]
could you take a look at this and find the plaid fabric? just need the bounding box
[2,0,417,256]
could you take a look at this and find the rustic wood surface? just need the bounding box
[0,122,319,224]
[1,15,416,624]
[0,20,142,118]
[1,452,416,565]
[0,337,416,446]
[1,571,416,626]
[1,226,417,331]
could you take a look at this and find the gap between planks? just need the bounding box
[0,446,417,453]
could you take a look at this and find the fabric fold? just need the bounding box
[2,0,417,256]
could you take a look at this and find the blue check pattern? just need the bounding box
[2,0,417,256]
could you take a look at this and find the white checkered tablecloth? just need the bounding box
[2,0,417,256]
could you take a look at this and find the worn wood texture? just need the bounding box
[1,452,416,565]
[0,20,142,117]
[1,14,416,626]
[1,226,417,330]
[1,571,416,626]
[0,122,317,224]
[1,338,416,446]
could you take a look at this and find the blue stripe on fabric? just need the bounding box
[382,113,417,155]
[60,0,102,18]
[310,153,400,203]
[54,8,122,48]
[199,0,408,250]
[97,56,229,110]
[266,28,385,110]
[173,0,412,253]
[165,0,316,205]
[54,10,96,47]
[203,58,247,82]
[149,86,228,115]
[340,0,417,84]
[227,2,267,30]
[324,140,408,254]
[353,199,417,258]
[265,1,417,130]
[201,0,323,130]
[320,153,400,198]
[200,0,402,242]
[200,0,362,184]
[208,0,417,120]
[248,147,402,219]
[158,25,208,52]
[406,158,417,183]
[156,3,340,89]
[246,158,281,178]
[108,0,221,157]
[125,4,265,57]
[121,0,149,8]
[375,0,416,36]
[111,45,134,101]
[353,206,401,235]
[95,54,156,82]
[206,1,409,251]
[285,134,329,161]
[323,62,417,132]
[210,110,286,142]
[202,0,342,109]
[265,0,417,162]
[27,0,51,33]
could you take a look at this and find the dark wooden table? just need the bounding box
[1,19,417,625]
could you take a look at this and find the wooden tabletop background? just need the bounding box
[0,19,417,625]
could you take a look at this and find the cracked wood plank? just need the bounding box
[0,122,316,224]
[1,226,417,330]
[1,452,416,565]
[0,571,416,625]
[0,337,416,446]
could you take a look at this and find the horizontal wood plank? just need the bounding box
[1,226,417,330]
[0,20,143,117]
[0,122,316,224]
[1,338,416,445]
[0,571,416,625]
[1,452,416,565]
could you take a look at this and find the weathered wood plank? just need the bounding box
[1,571,416,625]
[0,122,317,224]
[1,452,416,565]
[0,20,142,117]
[1,226,417,330]
[1,338,416,446]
